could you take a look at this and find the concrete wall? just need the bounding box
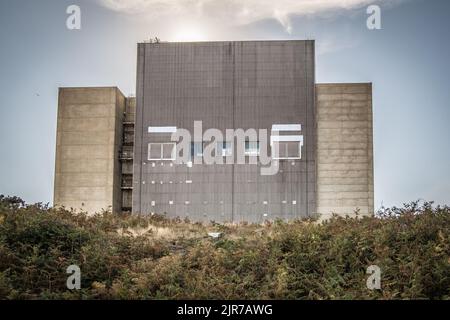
[133,41,316,223]
[124,97,136,122]
[54,87,125,214]
[316,83,374,219]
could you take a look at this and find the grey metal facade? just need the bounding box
[132,41,316,223]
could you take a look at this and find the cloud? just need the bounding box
[98,0,397,33]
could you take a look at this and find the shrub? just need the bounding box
[0,195,448,300]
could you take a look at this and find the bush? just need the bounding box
[0,195,448,300]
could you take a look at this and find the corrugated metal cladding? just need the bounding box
[133,41,316,223]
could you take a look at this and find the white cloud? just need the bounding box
[98,0,398,33]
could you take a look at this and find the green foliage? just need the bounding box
[0,195,448,300]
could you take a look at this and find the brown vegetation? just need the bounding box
[0,195,448,300]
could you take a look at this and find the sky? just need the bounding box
[0,0,449,209]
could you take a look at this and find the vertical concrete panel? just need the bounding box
[316,83,374,219]
[112,89,126,213]
[54,87,125,214]
[133,44,146,214]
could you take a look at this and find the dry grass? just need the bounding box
[0,196,449,300]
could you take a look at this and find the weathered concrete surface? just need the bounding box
[316,83,374,219]
[54,87,125,214]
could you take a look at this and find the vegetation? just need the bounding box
[0,195,449,300]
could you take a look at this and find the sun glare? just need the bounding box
[170,23,208,42]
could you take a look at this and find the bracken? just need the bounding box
[0,195,448,300]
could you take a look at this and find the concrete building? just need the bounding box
[54,40,374,222]
[316,83,373,220]
[54,87,125,214]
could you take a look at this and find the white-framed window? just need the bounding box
[148,143,176,161]
[270,124,303,160]
[271,135,303,160]
[277,141,301,160]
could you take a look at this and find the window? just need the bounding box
[148,143,161,160]
[245,141,260,156]
[217,142,232,157]
[273,141,302,160]
[162,143,175,160]
[148,143,176,161]
[271,134,303,160]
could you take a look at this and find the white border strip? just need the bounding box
[271,135,304,143]
[272,124,302,132]
[148,126,177,133]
